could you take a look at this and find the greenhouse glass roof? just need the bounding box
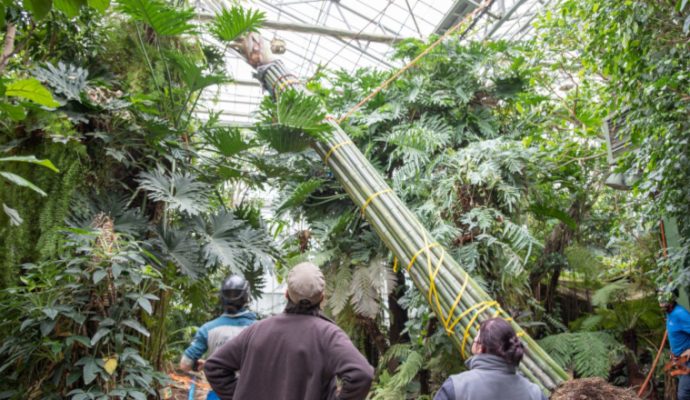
[195,0,556,124]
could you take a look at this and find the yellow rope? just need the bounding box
[406,243,440,272]
[276,79,300,94]
[272,74,298,94]
[443,273,470,334]
[361,189,392,216]
[460,301,498,359]
[336,0,493,124]
[392,257,399,273]
[323,140,353,165]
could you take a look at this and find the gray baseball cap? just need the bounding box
[287,262,325,306]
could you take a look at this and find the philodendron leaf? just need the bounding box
[2,203,22,226]
[23,0,52,19]
[53,0,86,17]
[121,319,150,337]
[5,78,60,107]
[0,172,47,196]
[0,103,27,121]
[86,0,108,12]
[0,156,59,172]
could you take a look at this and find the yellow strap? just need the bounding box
[406,243,440,272]
[443,273,470,334]
[271,74,298,93]
[361,189,392,216]
[276,79,300,94]
[460,301,498,359]
[392,257,399,273]
[323,141,353,166]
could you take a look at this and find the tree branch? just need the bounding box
[0,23,17,74]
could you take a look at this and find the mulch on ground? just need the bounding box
[550,377,641,400]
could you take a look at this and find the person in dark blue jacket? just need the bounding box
[434,318,546,400]
[180,275,256,400]
[661,289,690,400]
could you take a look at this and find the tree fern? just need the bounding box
[327,262,352,316]
[538,331,625,378]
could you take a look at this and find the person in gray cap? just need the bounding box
[205,262,374,400]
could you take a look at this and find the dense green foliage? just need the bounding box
[0,0,687,398]
[0,1,278,397]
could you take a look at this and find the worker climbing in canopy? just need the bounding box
[179,275,256,400]
[204,261,374,400]
[660,288,690,400]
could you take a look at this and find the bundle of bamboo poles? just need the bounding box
[252,59,568,392]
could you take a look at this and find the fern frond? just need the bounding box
[592,281,631,308]
[327,263,352,316]
[538,331,625,378]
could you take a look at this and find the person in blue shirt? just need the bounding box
[661,289,690,400]
[180,275,257,400]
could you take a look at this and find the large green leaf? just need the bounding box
[151,226,203,278]
[195,211,276,272]
[117,0,195,36]
[0,172,46,196]
[5,78,60,108]
[0,103,27,121]
[53,0,86,17]
[86,0,108,13]
[33,62,89,102]
[166,52,230,92]
[209,6,265,42]
[23,0,52,19]
[276,179,323,214]
[137,168,209,216]
[204,127,256,157]
[0,156,59,172]
[2,203,22,226]
[256,89,332,153]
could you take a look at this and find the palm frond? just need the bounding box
[117,0,196,36]
[209,6,265,42]
[137,167,210,216]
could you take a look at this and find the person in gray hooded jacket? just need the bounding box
[434,318,547,400]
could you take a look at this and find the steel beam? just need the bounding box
[195,15,408,43]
